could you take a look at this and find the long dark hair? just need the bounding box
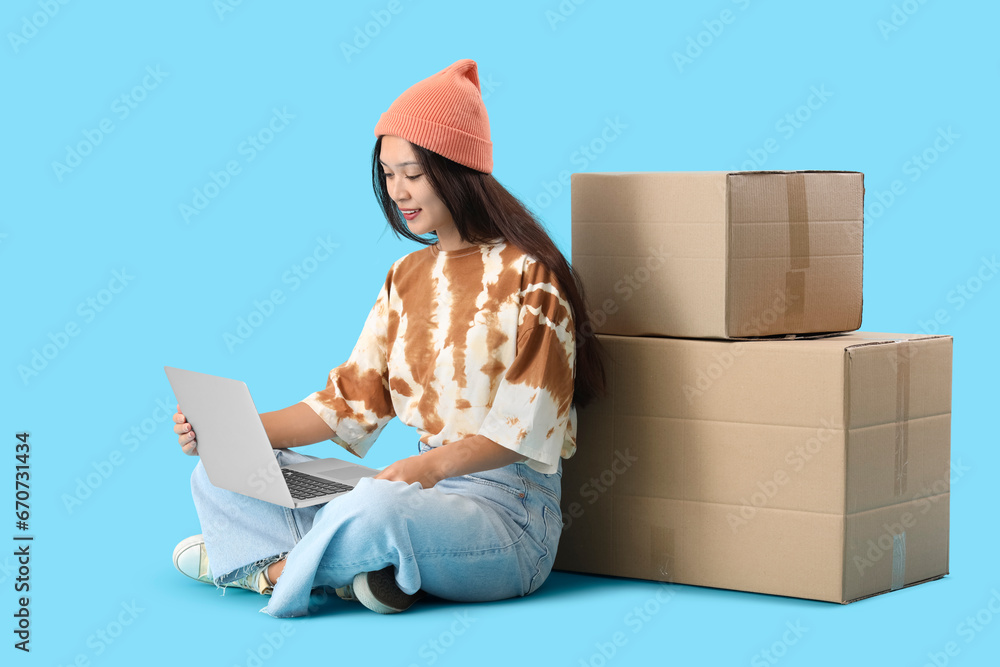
[371,136,607,409]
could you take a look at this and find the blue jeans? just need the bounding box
[189,440,564,617]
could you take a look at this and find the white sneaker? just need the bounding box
[172,534,273,595]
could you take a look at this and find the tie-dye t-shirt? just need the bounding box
[299,240,577,474]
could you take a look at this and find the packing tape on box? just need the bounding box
[651,525,675,582]
[786,173,811,269]
[784,173,810,328]
[891,531,907,590]
[894,342,911,496]
[784,271,806,330]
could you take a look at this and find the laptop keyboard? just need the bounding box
[282,468,354,500]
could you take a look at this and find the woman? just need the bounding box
[172,58,607,618]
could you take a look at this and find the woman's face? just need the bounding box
[379,135,457,243]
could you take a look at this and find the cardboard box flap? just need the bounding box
[843,333,953,428]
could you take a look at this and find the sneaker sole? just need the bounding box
[352,568,425,614]
[172,534,214,584]
[172,535,205,572]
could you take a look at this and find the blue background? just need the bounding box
[3,1,997,665]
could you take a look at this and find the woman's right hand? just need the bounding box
[173,404,198,456]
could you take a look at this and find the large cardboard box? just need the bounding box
[572,171,864,339]
[554,332,952,603]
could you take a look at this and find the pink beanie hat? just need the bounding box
[374,58,493,174]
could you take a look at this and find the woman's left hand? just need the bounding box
[373,436,525,489]
[373,454,443,489]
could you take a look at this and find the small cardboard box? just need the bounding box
[554,332,952,603]
[571,171,864,339]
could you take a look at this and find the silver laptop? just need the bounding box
[164,366,381,508]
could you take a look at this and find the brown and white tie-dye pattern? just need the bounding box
[300,241,577,474]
